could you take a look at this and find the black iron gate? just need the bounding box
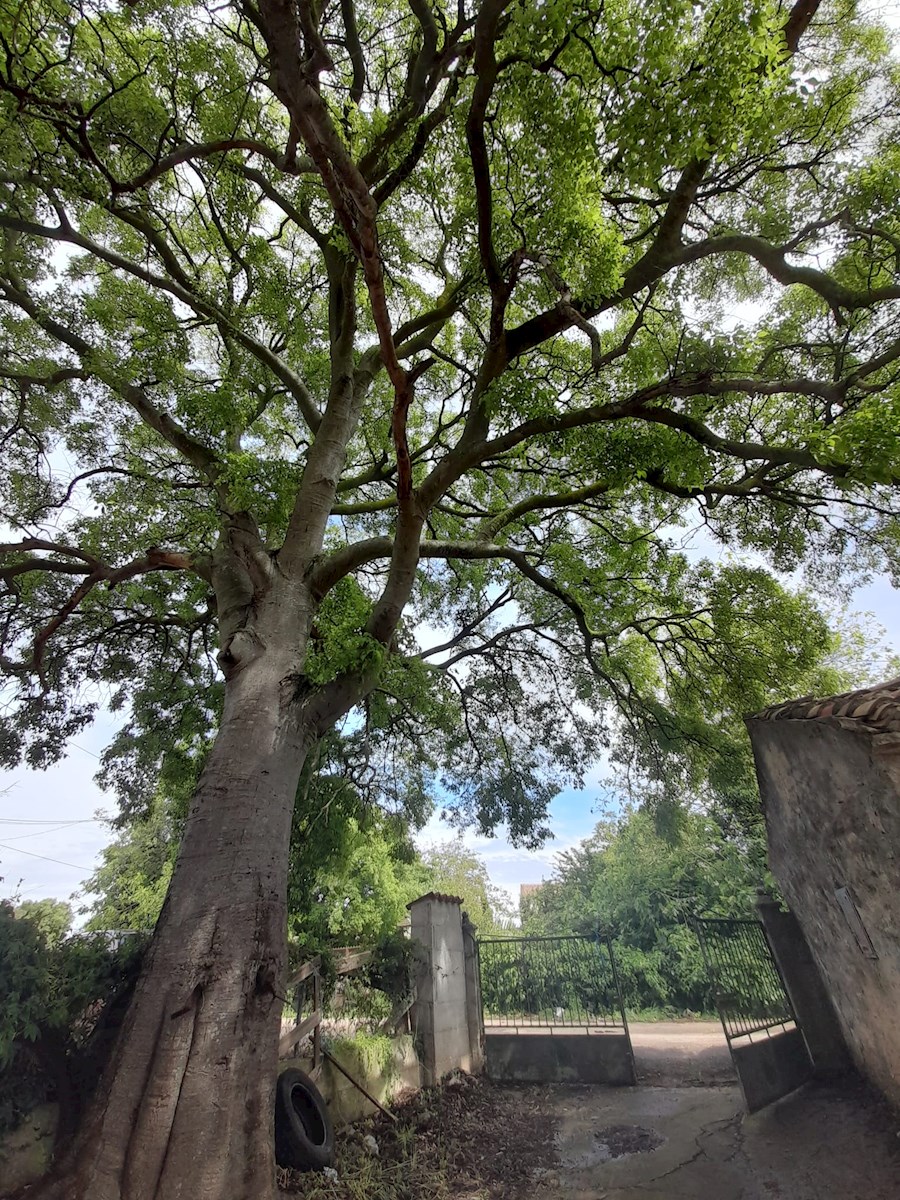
[477,934,635,1084]
[695,917,812,1111]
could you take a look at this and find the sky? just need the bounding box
[3,0,900,917]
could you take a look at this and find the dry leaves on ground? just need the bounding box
[278,1074,559,1200]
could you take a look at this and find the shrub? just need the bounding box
[0,901,145,1138]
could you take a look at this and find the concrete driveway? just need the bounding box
[531,1080,900,1200]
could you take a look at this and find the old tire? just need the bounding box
[274,1068,334,1172]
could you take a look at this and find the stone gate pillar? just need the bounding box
[408,892,480,1084]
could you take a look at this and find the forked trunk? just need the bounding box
[39,656,311,1200]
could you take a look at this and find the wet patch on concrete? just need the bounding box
[557,1121,665,1168]
[594,1124,665,1160]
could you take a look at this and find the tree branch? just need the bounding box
[478,480,614,541]
[783,0,821,55]
[0,210,323,431]
[113,138,315,195]
[1,545,197,684]
[0,276,229,493]
[676,231,900,315]
[465,0,509,308]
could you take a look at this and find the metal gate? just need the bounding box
[477,934,635,1084]
[695,917,812,1111]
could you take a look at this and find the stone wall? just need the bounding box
[282,1033,421,1127]
[747,714,900,1108]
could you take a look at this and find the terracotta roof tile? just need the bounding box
[406,892,464,908]
[752,677,900,730]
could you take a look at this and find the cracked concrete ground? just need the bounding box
[530,1081,900,1200]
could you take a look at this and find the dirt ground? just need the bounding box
[281,1067,900,1200]
[628,1020,735,1087]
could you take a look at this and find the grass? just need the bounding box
[277,1133,459,1200]
[625,1006,720,1022]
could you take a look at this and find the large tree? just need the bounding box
[2,0,900,1196]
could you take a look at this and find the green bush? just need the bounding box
[365,930,419,1005]
[521,808,763,1012]
[0,901,145,1136]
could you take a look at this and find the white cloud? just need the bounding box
[413,792,599,912]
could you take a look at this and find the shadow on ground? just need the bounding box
[628,1020,736,1087]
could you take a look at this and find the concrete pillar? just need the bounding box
[756,889,852,1076]
[408,892,473,1084]
[462,913,485,1075]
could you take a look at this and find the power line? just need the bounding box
[0,818,102,826]
[3,824,99,842]
[0,841,93,873]
[70,742,101,760]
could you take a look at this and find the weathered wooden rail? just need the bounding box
[278,945,417,1121]
[278,947,376,1066]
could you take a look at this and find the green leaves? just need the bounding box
[522,807,765,1010]
[1,0,899,850]
[421,838,514,932]
[0,899,143,1073]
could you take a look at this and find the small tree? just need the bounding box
[421,837,514,931]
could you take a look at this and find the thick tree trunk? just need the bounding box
[40,646,312,1200]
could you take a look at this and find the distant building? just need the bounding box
[519,882,544,906]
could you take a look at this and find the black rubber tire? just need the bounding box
[274,1068,335,1172]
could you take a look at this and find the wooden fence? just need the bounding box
[278,946,417,1070]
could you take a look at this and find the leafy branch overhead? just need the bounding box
[1,0,899,828]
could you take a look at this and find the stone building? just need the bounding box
[747,679,900,1108]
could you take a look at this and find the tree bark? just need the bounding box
[38,636,313,1200]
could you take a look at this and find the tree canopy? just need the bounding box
[1,0,900,1195]
[420,836,514,930]
[2,0,899,833]
[83,792,514,945]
